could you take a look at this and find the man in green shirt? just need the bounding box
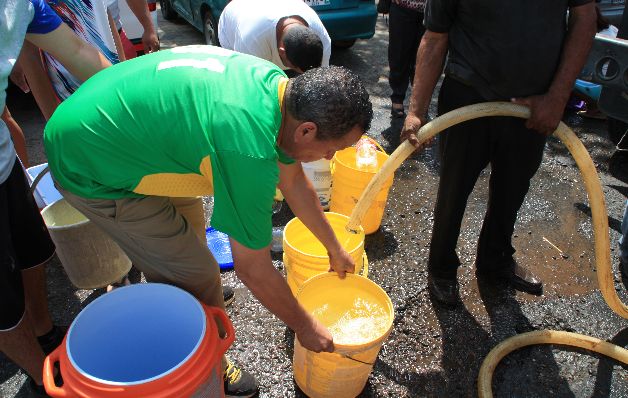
[44,45,372,397]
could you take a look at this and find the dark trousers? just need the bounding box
[427,77,547,279]
[388,3,425,104]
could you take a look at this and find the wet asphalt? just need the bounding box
[1,12,627,398]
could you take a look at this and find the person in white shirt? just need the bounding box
[218,0,331,74]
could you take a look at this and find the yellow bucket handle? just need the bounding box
[359,251,369,278]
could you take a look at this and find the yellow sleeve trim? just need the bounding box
[278,77,288,109]
[133,156,214,197]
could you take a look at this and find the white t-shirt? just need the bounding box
[218,0,331,69]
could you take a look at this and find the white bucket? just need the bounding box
[40,200,132,289]
[302,159,331,210]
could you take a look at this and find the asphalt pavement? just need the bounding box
[1,11,627,398]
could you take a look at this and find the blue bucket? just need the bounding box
[44,283,234,397]
[67,283,206,384]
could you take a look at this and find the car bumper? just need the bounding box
[317,2,377,41]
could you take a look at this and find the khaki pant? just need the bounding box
[59,189,225,313]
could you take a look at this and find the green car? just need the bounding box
[306,0,377,48]
[160,0,377,48]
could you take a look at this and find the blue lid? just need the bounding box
[206,227,234,270]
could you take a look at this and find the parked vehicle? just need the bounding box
[119,0,160,55]
[305,0,377,48]
[160,0,228,45]
[160,0,377,49]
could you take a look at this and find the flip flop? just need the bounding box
[391,104,405,118]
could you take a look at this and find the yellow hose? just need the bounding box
[477,330,628,397]
[344,102,628,396]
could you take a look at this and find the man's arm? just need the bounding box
[230,239,334,353]
[124,0,159,53]
[25,23,112,82]
[401,30,449,148]
[109,10,127,61]
[512,3,596,135]
[278,161,355,276]
[15,41,60,120]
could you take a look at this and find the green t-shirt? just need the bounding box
[44,45,293,249]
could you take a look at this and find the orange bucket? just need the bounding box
[43,283,233,397]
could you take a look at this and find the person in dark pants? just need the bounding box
[388,0,426,118]
[401,0,597,307]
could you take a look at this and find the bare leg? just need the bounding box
[1,107,29,168]
[0,313,46,385]
[21,263,53,337]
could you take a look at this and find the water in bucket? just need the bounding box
[312,296,390,345]
[355,137,378,172]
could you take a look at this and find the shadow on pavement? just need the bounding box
[591,327,628,397]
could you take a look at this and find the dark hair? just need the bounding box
[283,25,323,72]
[285,66,373,140]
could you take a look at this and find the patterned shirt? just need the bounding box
[393,0,427,12]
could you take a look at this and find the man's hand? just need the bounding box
[511,93,566,136]
[401,113,433,151]
[142,29,159,53]
[295,315,334,353]
[327,246,355,278]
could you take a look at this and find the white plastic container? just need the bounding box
[302,159,331,210]
[41,199,132,289]
[26,163,62,209]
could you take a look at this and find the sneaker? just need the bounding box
[223,286,235,307]
[223,359,259,397]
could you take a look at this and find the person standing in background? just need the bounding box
[0,1,111,395]
[106,0,159,60]
[388,0,426,118]
[401,0,596,307]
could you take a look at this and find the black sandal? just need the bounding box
[391,104,405,118]
[37,325,67,355]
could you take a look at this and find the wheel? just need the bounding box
[203,10,219,46]
[332,39,356,49]
[160,0,177,21]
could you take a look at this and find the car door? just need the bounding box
[172,0,194,22]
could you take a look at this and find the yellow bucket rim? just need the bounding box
[295,272,394,350]
[283,212,365,259]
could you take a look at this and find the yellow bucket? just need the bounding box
[329,138,393,234]
[293,273,394,398]
[283,213,366,296]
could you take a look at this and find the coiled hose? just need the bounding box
[345,102,628,397]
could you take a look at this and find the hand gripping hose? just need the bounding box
[344,102,628,396]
